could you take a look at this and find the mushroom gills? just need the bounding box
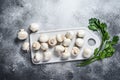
[71,47,80,57]
[17,29,28,40]
[48,36,57,46]
[32,41,41,50]
[33,53,42,63]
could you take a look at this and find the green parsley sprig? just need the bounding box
[77,18,119,66]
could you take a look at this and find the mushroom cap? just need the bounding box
[40,43,48,51]
[83,48,92,58]
[32,41,41,50]
[77,30,85,38]
[33,52,42,63]
[65,31,74,39]
[63,39,71,47]
[61,52,70,60]
[71,47,80,56]
[29,23,39,32]
[22,42,29,51]
[17,29,28,40]
[56,34,65,42]
[55,45,65,52]
[43,51,52,61]
[75,38,84,47]
[54,45,65,56]
[39,34,49,43]
[61,48,70,59]
[48,37,57,46]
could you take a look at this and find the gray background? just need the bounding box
[0,0,120,80]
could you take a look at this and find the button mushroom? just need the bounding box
[71,47,80,57]
[77,30,85,38]
[43,51,52,61]
[29,23,39,32]
[56,34,65,42]
[39,34,49,43]
[65,31,74,39]
[48,36,57,47]
[22,42,29,52]
[62,39,71,47]
[17,29,28,40]
[54,45,65,56]
[40,43,48,51]
[83,48,92,58]
[75,38,84,47]
[61,48,70,60]
[33,52,43,63]
[32,41,41,50]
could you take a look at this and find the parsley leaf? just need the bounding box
[111,36,119,45]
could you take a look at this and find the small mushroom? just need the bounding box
[83,48,92,58]
[32,41,41,50]
[48,36,57,47]
[54,45,65,56]
[71,47,80,57]
[17,29,28,40]
[63,39,71,47]
[43,51,52,61]
[56,34,65,42]
[77,30,85,38]
[29,23,39,32]
[39,34,49,43]
[61,48,70,60]
[75,38,84,47]
[22,42,29,52]
[33,52,42,63]
[40,43,48,51]
[65,31,74,39]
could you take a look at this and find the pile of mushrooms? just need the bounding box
[17,23,93,63]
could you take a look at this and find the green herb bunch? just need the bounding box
[77,18,119,66]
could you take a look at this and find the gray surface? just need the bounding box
[0,0,120,80]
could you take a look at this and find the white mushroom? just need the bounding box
[77,30,85,38]
[39,34,49,43]
[17,29,28,40]
[33,52,42,63]
[22,42,29,51]
[56,34,65,42]
[61,48,70,60]
[43,51,52,61]
[54,45,65,56]
[48,36,57,47]
[63,39,71,47]
[71,47,80,57]
[75,38,84,47]
[40,43,48,51]
[83,48,92,58]
[29,23,39,32]
[65,31,74,39]
[32,41,41,50]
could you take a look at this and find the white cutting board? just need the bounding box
[30,27,101,64]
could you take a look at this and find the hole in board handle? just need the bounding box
[88,38,96,46]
